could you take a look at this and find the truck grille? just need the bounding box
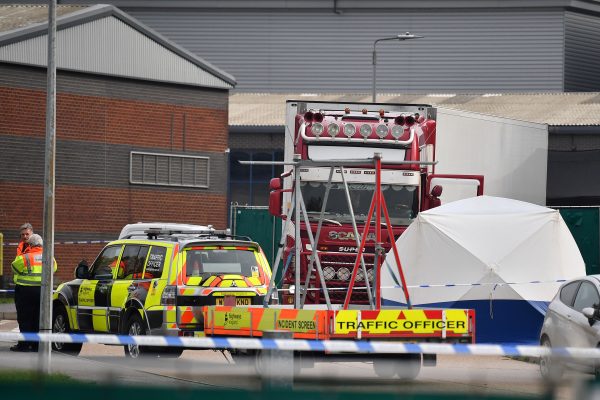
[305,252,375,304]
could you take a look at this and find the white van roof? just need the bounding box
[118,222,213,239]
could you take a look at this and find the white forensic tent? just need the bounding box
[381,196,585,344]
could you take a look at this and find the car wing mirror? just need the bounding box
[75,260,90,279]
[582,307,597,325]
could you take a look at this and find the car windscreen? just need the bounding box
[185,247,260,278]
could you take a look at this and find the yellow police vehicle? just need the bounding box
[51,224,272,358]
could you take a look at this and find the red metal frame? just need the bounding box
[343,155,412,310]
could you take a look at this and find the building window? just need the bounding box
[130,151,209,188]
[229,150,283,206]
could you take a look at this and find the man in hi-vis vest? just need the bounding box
[16,222,33,256]
[10,233,57,352]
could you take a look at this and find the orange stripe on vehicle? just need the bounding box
[203,276,217,287]
[179,307,197,324]
[279,308,299,320]
[252,308,265,331]
[209,277,223,287]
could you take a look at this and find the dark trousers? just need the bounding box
[14,284,41,350]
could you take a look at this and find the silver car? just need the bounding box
[539,275,600,379]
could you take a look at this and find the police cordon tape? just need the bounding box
[278,280,568,292]
[4,240,111,247]
[1,282,566,295]
[0,332,597,359]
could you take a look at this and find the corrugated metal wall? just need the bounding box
[564,11,600,92]
[0,15,233,89]
[0,62,228,108]
[124,8,565,93]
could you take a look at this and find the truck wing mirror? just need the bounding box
[268,177,284,217]
[430,185,443,208]
[269,177,282,191]
[75,260,90,279]
[430,185,443,197]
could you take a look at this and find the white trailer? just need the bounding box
[431,107,548,205]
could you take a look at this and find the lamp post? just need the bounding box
[372,32,423,102]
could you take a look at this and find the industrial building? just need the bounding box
[0,4,235,283]
[1,1,600,280]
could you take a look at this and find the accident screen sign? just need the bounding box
[334,309,470,335]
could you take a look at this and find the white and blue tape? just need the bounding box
[5,240,111,247]
[287,280,568,293]
[0,332,597,359]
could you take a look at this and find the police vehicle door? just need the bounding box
[77,245,123,332]
[110,244,150,333]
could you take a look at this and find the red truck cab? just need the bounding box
[269,101,482,305]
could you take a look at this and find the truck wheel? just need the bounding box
[394,353,422,380]
[540,337,563,381]
[373,358,396,379]
[253,349,300,377]
[51,306,83,356]
[254,349,265,375]
[124,313,147,359]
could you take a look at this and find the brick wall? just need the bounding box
[0,66,230,285]
[0,86,228,153]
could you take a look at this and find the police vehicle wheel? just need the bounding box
[51,306,82,356]
[157,348,184,358]
[124,313,147,359]
[394,353,422,380]
[540,337,563,381]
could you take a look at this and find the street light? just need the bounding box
[372,32,424,102]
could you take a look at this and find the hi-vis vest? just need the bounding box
[11,247,57,286]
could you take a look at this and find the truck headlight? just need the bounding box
[344,123,356,137]
[356,268,365,282]
[328,123,340,137]
[312,123,324,136]
[366,268,374,282]
[323,266,336,280]
[337,267,351,281]
[360,124,372,138]
[376,124,388,138]
[391,125,404,139]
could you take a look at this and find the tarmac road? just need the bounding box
[0,319,590,398]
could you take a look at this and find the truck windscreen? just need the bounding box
[301,182,418,225]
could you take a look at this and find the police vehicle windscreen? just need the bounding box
[301,182,418,225]
[185,248,260,277]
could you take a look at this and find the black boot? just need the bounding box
[10,343,31,352]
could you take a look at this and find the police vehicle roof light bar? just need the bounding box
[143,229,249,242]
